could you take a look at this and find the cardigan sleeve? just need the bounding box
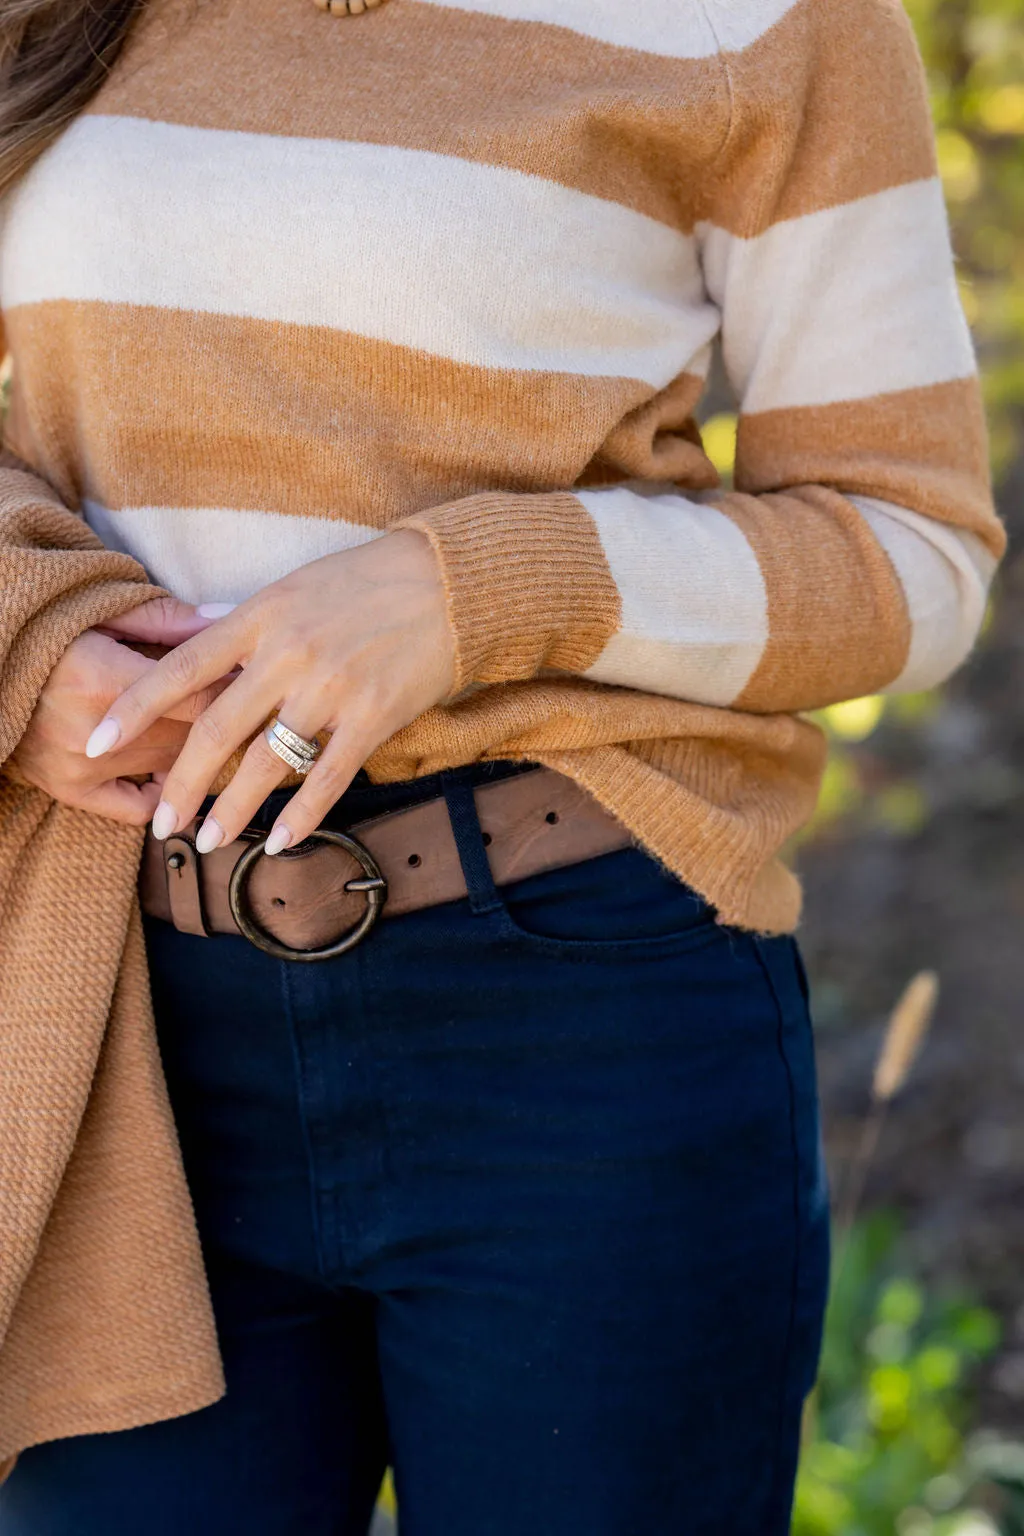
[0,321,164,764]
[401,0,1004,712]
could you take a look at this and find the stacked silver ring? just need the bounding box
[264,718,321,775]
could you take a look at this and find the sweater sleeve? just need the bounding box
[402,0,1004,712]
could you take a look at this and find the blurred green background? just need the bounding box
[700,2,1024,1530]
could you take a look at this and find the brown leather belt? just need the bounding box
[139,767,632,962]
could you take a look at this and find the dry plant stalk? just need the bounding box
[802,970,941,1449]
[872,970,940,1102]
[834,969,940,1268]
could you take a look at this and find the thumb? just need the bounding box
[99,596,216,647]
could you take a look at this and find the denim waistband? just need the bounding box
[204,759,540,835]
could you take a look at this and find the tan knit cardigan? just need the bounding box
[0,0,1005,1468]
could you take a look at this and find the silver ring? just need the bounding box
[264,724,318,775]
[269,718,320,760]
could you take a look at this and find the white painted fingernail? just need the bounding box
[85,717,121,758]
[151,800,179,841]
[195,817,225,855]
[264,823,292,857]
[195,602,236,619]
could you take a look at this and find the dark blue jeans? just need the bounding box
[0,763,829,1535]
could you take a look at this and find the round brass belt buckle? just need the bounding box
[228,828,388,962]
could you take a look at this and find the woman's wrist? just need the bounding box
[373,527,457,703]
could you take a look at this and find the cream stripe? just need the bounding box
[852,495,997,694]
[698,178,976,413]
[84,0,924,235]
[2,116,713,386]
[578,484,768,706]
[82,501,383,606]
[414,0,799,58]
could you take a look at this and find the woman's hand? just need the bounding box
[11,597,221,825]
[85,531,456,854]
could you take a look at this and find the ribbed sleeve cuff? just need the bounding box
[398,491,622,695]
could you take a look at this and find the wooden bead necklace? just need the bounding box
[313,0,390,14]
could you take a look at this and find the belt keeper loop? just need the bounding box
[163,835,211,937]
[440,771,503,915]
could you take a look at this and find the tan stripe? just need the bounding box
[403,491,622,688]
[94,0,729,231]
[717,484,913,712]
[576,370,716,490]
[4,302,661,521]
[94,0,929,237]
[736,379,1004,558]
[706,0,936,234]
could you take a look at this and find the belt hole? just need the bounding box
[481,832,492,847]
[545,811,559,825]
[408,853,422,868]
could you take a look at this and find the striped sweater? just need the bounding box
[0,0,1005,931]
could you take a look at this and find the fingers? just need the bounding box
[54,722,188,820]
[85,618,247,758]
[86,537,453,851]
[147,669,285,844]
[98,596,219,648]
[192,713,327,852]
[258,725,367,856]
[78,630,154,698]
[80,776,164,827]
[100,717,191,778]
[162,671,239,724]
[78,631,232,729]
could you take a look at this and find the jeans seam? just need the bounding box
[279,959,331,1287]
[490,901,724,960]
[750,935,804,1531]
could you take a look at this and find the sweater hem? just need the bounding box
[0,1369,227,1478]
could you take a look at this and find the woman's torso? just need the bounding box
[0,0,730,605]
[0,0,821,933]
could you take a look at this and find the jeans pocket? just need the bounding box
[496,845,723,957]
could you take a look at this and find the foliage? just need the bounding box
[793,1214,1024,1536]
[906,0,1024,481]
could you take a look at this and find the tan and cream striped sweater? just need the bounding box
[0,0,1005,931]
[0,0,1008,1465]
